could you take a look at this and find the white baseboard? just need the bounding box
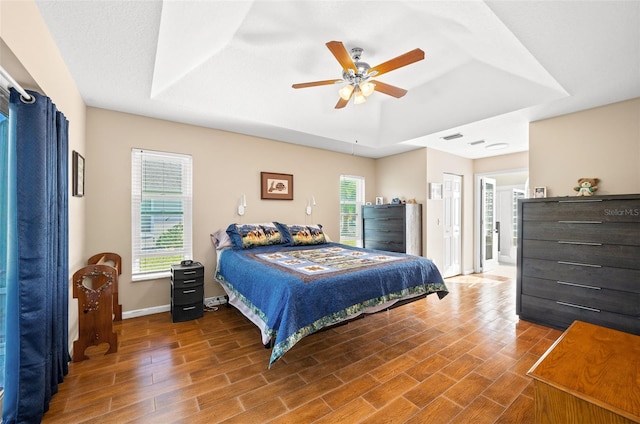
[121,295,228,320]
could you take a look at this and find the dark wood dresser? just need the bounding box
[362,203,422,255]
[517,194,640,335]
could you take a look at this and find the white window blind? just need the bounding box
[131,149,192,280]
[339,175,365,247]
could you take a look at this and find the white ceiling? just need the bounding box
[33,0,640,159]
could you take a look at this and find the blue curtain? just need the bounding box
[2,88,70,424]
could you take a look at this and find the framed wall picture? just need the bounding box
[429,182,443,200]
[261,172,293,200]
[534,186,547,198]
[72,150,85,197]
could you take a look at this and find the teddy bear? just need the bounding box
[574,178,599,196]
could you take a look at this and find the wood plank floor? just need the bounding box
[43,267,562,423]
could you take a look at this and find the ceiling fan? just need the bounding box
[292,41,425,109]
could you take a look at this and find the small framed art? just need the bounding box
[261,172,293,200]
[429,182,443,200]
[533,186,547,198]
[72,150,85,197]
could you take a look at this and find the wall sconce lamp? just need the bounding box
[305,196,316,215]
[237,194,247,216]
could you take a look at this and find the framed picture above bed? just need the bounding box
[261,172,293,200]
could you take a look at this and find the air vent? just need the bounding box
[441,133,463,141]
[468,140,485,146]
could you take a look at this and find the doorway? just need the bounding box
[474,170,528,273]
[442,173,462,278]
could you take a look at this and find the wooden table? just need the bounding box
[528,321,640,423]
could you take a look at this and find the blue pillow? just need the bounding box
[226,222,285,249]
[275,223,326,246]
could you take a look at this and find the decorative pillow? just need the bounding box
[210,228,234,250]
[226,222,284,249]
[275,223,326,246]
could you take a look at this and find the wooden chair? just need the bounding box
[87,252,122,321]
[72,264,118,362]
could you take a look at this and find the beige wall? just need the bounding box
[425,148,475,274]
[1,0,87,349]
[374,149,428,255]
[530,98,640,197]
[85,108,377,311]
[474,151,528,175]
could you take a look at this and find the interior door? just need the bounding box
[442,173,462,278]
[481,177,499,272]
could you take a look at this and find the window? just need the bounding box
[339,175,365,246]
[131,149,192,280]
[512,189,525,247]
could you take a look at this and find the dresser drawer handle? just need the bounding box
[182,306,196,311]
[558,221,603,224]
[558,241,603,246]
[557,281,601,290]
[182,289,196,294]
[557,261,602,268]
[556,301,600,313]
[183,279,197,284]
[558,199,603,203]
[183,271,197,275]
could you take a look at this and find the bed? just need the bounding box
[212,222,448,367]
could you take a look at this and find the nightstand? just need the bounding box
[170,262,204,322]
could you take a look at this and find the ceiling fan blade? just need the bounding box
[369,48,425,77]
[292,79,343,89]
[372,80,408,98]
[335,97,350,109]
[326,41,357,72]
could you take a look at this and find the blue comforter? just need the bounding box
[215,243,448,366]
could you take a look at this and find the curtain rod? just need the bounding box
[0,64,32,101]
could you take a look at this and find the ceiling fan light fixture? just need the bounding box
[338,84,354,100]
[360,81,375,97]
[354,87,367,104]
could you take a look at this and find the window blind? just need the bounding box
[339,175,365,246]
[131,149,193,280]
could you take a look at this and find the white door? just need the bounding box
[442,173,462,277]
[481,177,499,272]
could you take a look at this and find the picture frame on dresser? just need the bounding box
[533,186,546,198]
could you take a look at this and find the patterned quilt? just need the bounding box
[215,243,448,366]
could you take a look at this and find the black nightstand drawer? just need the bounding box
[172,276,204,289]
[171,263,204,280]
[171,302,203,322]
[172,283,204,305]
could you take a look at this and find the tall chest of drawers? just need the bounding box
[362,203,422,255]
[517,194,640,335]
